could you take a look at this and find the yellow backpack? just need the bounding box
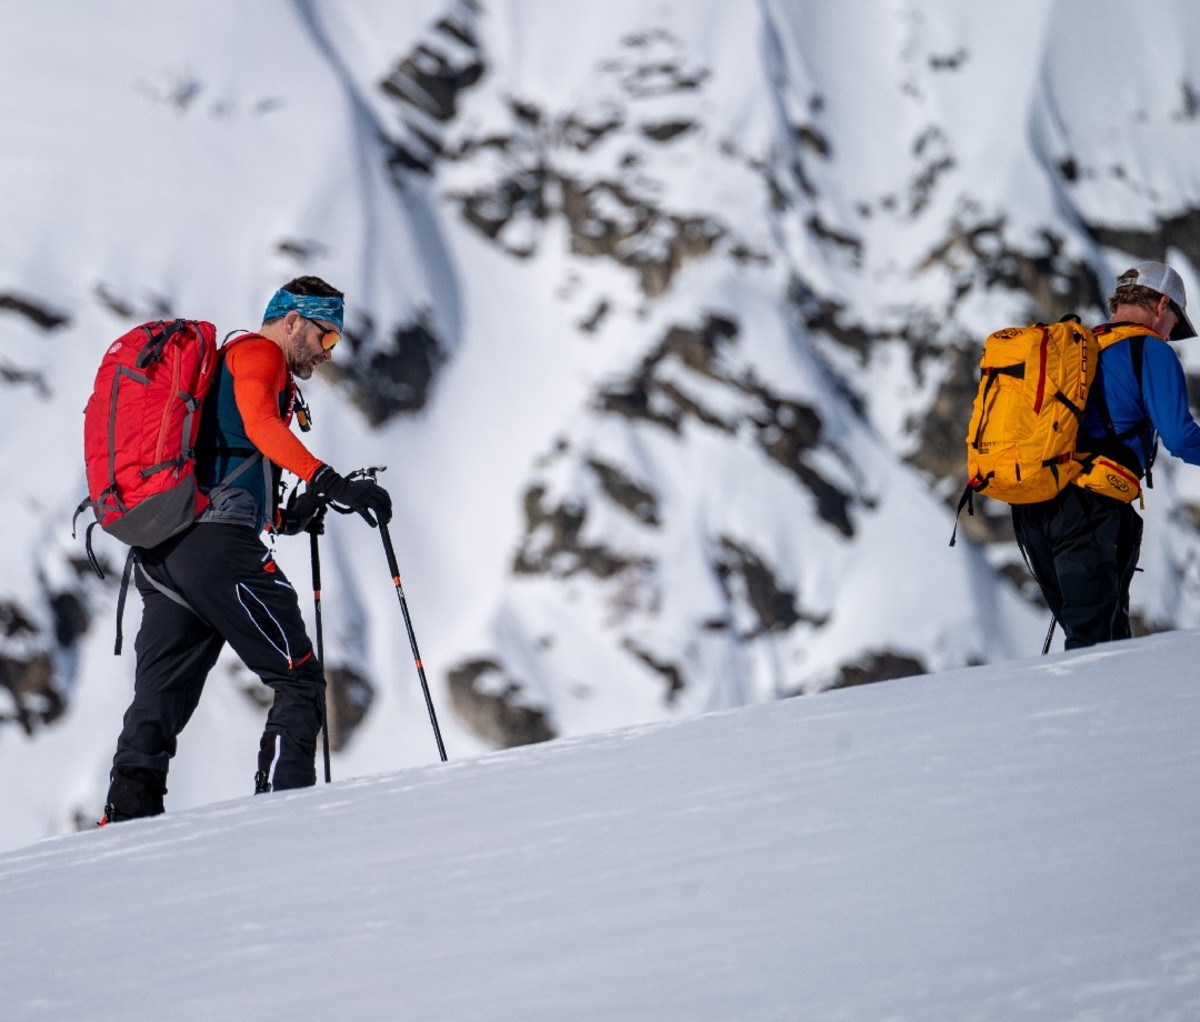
[950,318,1154,544]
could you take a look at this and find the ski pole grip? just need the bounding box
[379,521,401,580]
[310,529,322,590]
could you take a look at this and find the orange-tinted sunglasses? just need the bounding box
[300,315,341,351]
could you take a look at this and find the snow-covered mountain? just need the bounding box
[3,1,1200,847]
[2,631,1199,1020]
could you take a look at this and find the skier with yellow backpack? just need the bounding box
[957,261,1200,649]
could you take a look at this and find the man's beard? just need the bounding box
[287,338,317,379]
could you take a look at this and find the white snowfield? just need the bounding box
[1,631,1197,1021]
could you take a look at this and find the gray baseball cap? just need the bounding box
[1115,260,1196,340]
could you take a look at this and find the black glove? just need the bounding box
[278,487,326,536]
[312,465,392,527]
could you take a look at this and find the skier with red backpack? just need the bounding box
[91,276,391,823]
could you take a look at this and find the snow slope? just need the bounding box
[1,631,1198,1021]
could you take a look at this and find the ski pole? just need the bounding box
[310,520,332,783]
[379,520,448,762]
[1041,615,1056,655]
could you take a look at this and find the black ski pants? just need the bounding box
[109,522,325,809]
[1011,486,1143,650]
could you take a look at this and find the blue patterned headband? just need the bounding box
[263,288,344,331]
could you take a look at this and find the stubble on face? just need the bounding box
[286,330,320,380]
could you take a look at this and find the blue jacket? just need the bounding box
[1082,325,1200,473]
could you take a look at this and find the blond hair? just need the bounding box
[1107,282,1164,317]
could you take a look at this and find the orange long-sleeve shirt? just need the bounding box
[225,337,324,483]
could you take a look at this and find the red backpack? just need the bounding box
[76,319,219,557]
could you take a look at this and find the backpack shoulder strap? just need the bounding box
[1095,322,1163,350]
[1128,334,1155,486]
[1087,327,1156,485]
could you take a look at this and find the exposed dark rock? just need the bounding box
[1177,80,1200,121]
[559,177,725,297]
[324,664,375,753]
[749,391,824,463]
[787,275,880,365]
[93,283,172,321]
[1128,611,1172,638]
[712,537,826,639]
[908,127,956,216]
[457,159,550,247]
[433,11,479,49]
[378,2,487,174]
[509,97,541,127]
[596,312,861,536]
[0,360,49,396]
[791,463,856,539]
[93,284,136,319]
[49,592,89,648]
[598,376,684,433]
[276,238,330,261]
[595,314,737,432]
[560,110,624,152]
[380,41,484,123]
[0,652,63,735]
[391,23,725,295]
[1175,500,1200,532]
[0,292,70,330]
[0,583,96,735]
[0,601,38,638]
[640,119,696,142]
[622,640,685,704]
[745,388,856,538]
[830,651,926,690]
[579,299,611,334]
[728,242,773,266]
[586,458,660,526]
[928,49,968,71]
[1186,370,1200,412]
[659,314,738,376]
[326,313,447,424]
[997,560,1044,605]
[908,343,977,483]
[806,213,863,267]
[447,657,555,748]
[793,124,831,158]
[610,61,709,99]
[514,486,650,579]
[1087,207,1200,284]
